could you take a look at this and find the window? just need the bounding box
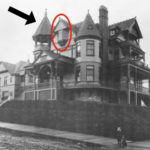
[110,30,115,36]
[28,75,33,83]
[20,76,24,82]
[75,66,81,82]
[86,40,94,56]
[57,30,63,41]
[86,65,94,81]
[76,41,81,57]
[4,77,8,86]
[57,30,68,41]
[10,77,12,83]
[2,91,9,100]
[87,24,94,30]
[99,67,101,82]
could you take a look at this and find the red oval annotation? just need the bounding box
[51,14,72,52]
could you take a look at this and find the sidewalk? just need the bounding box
[0,122,149,149]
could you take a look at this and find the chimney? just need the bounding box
[99,5,108,64]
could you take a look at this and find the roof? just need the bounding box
[54,18,83,36]
[109,18,136,30]
[32,12,51,41]
[72,22,83,34]
[30,50,75,67]
[109,17,142,38]
[15,61,29,74]
[45,50,75,64]
[76,13,101,40]
[2,62,16,74]
[0,61,28,75]
[54,17,69,31]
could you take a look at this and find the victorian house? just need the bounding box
[0,61,28,101]
[24,5,150,106]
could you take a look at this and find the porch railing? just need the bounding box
[25,80,57,91]
[63,81,119,89]
[129,83,149,94]
[25,81,150,94]
[116,58,150,71]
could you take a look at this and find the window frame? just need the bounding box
[110,30,115,36]
[4,76,8,86]
[10,77,13,83]
[86,65,94,81]
[76,41,81,58]
[86,40,95,56]
[75,66,81,82]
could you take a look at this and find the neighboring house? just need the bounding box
[24,5,150,106]
[0,61,28,101]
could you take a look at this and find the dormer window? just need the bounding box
[57,29,69,46]
[87,24,93,30]
[110,30,115,36]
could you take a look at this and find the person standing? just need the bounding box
[116,126,122,146]
[121,135,127,147]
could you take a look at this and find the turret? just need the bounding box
[32,10,51,59]
[75,12,101,83]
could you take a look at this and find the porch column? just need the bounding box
[135,67,137,105]
[127,64,131,104]
[33,74,36,100]
[149,79,150,94]
[135,91,137,105]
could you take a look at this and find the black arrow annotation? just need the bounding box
[8,7,36,25]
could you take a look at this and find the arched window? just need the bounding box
[39,65,51,82]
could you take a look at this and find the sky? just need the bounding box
[0,0,150,65]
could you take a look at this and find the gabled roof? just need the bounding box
[45,50,75,64]
[15,61,29,74]
[0,61,28,75]
[2,62,16,74]
[76,13,101,40]
[109,17,142,38]
[30,50,75,67]
[32,12,51,42]
[109,18,135,30]
[54,18,69,32]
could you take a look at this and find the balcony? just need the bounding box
[130,84,150,94]
[121,83,150,95]
[115,58,150,71]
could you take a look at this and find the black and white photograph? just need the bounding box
[0,0,150,149]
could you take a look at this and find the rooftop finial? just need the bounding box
[88,9,89,14]
[45,8,47,16]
